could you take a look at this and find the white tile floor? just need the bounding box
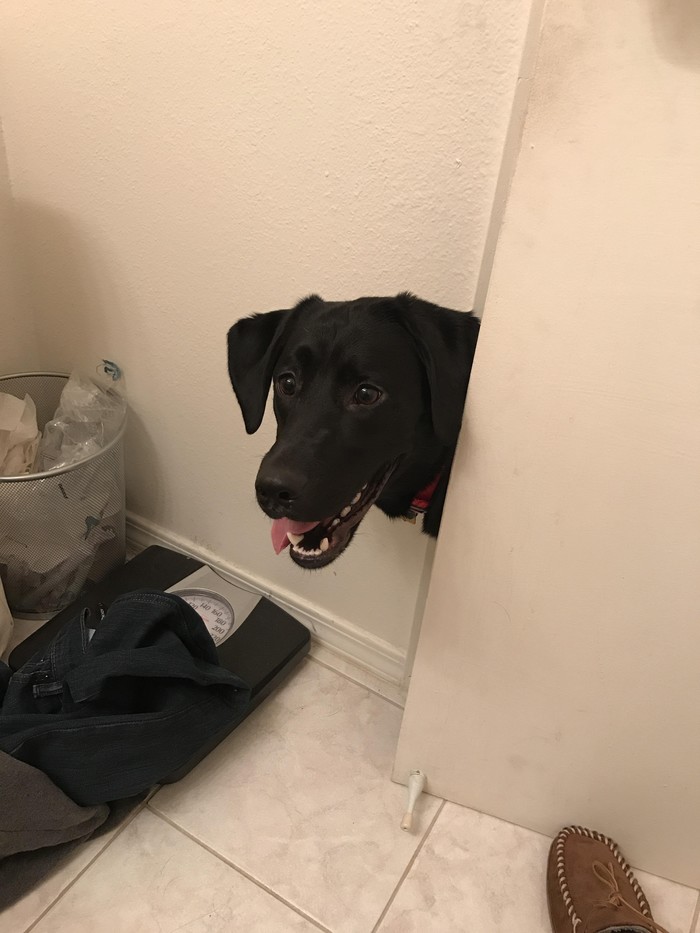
[5,654,700,933]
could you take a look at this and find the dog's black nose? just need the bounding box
[255,472,302,516]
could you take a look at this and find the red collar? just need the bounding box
[410,472,441,514]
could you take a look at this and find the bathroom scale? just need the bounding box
[8,546,310,781]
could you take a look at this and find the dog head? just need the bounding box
[227,293,476,568]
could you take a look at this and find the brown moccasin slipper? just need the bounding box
[547,826,670,933]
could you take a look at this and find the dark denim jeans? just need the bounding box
[0,591,251,805]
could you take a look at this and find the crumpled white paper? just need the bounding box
[0,393,39,477]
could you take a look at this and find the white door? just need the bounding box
[395,0,700,888]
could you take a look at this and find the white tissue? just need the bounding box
[0,392,39,477]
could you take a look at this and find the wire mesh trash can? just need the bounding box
[0,373,126,615]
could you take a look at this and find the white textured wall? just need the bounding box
[396,0,700,885]
[0,121,36,373]
[0,1,531,661]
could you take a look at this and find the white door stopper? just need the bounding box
[401,770,426,832]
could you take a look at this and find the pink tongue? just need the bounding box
[271,518,320,555]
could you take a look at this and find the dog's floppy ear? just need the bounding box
[395,292,480,445]
[227,309,291,434]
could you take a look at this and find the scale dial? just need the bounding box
[174,588,235,645]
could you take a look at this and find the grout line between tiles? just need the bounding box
[23,794,152,933]
[689,889,700,933]
[370,798,447,933]
[147,806,334,933]
[307,654,405,709]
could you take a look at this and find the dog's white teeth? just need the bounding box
[320,538,329,552]
[362,484,367,491]
[288,532,304,546]
[352,493,361,505]
[292,544,323,558]
[331,518,340,527]
[340,506,351,517]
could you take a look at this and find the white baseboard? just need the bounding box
[126,512,407,687]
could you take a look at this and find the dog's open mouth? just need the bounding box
[270,462,396,569]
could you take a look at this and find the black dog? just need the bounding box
[227,293,479,568]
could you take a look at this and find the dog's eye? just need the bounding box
[353,384,382,406]
[276,373,297,396]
